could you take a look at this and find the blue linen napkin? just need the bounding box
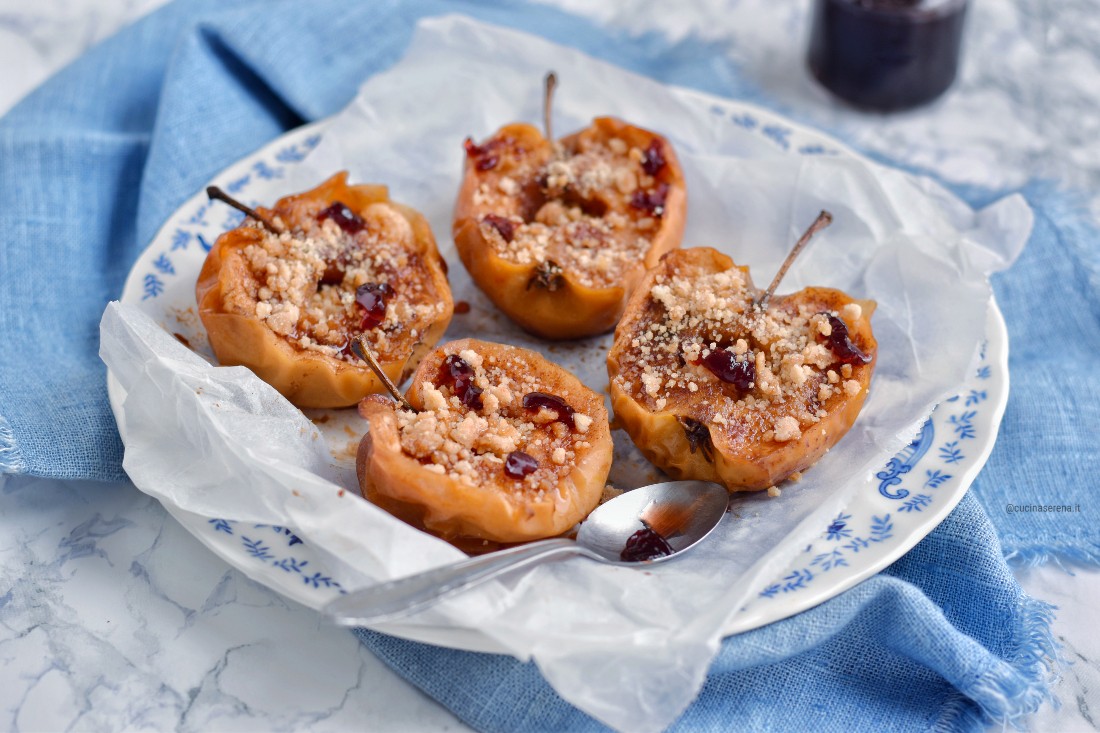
[1,0,1093,729]
[359,492,1055,732]
[969,181,1100,566]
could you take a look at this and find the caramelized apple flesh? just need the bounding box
[357,339,613,543]
[196,172,452,408]
[453,117,686,339]
[608,248,877,491]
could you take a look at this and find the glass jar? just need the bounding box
[807,0,969,112]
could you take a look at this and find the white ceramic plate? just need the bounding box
[108,101,1008,651]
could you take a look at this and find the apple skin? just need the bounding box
[453,117,686,340]
[357,339,613,544]
[197,172,453,409]
[607,247,877,492]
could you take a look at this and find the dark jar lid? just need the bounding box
[807,0,969,112]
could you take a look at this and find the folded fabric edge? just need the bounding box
[934,595,1060,733]
[1005,540,1100,572]
[0,411,28,475]
[351,583,1063,733]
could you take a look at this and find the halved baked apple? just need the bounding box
[608,247,876,491]
[196,172,452,408]
[357,338,612,543]
[453,78,686,340]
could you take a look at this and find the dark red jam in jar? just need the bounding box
[807,0,968,112]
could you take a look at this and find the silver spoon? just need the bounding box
[324,480,729,627]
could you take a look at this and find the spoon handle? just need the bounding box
[324,538,584,626]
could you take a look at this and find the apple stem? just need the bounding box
[206,186,283,234]
[544,71,558,141]
[351,335,416,412]
[755,210,834,310]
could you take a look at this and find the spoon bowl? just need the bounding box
[325,480,729,627]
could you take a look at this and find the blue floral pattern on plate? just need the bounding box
[757,347,991,600]
[207,520,345,592]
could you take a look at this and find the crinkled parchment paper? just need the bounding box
[100,16,1032,733]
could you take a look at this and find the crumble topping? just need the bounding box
[223,202,446,362]
[469,132,674,289]
[396,349,594,494]
[599,485,625,505]
[612,253,872,447]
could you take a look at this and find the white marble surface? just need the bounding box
[2,0,1098,731]
[0,475,474,732]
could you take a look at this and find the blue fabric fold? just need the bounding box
[359,493,1057,732]
[1,0,1091,729]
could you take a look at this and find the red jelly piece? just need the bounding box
[522,392,576,430]
[464,137,499,171]
[442,354,475,381]
[355,283,394,330]
[318,201,365,234]
[504,450,539,479]
[821,314,872,366]
[640,139,667,176]
[630,183,670,218]
[320,257,347,285]
[700,349,755,395]
[620,527,673,562]
[483,214,516,242]
[438,354,484,410]
[456,378,484,411]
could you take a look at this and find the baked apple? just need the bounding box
[453,74,687,339]
[197,172,453,408]
[607,241,877,492]
[357,338,613,543]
